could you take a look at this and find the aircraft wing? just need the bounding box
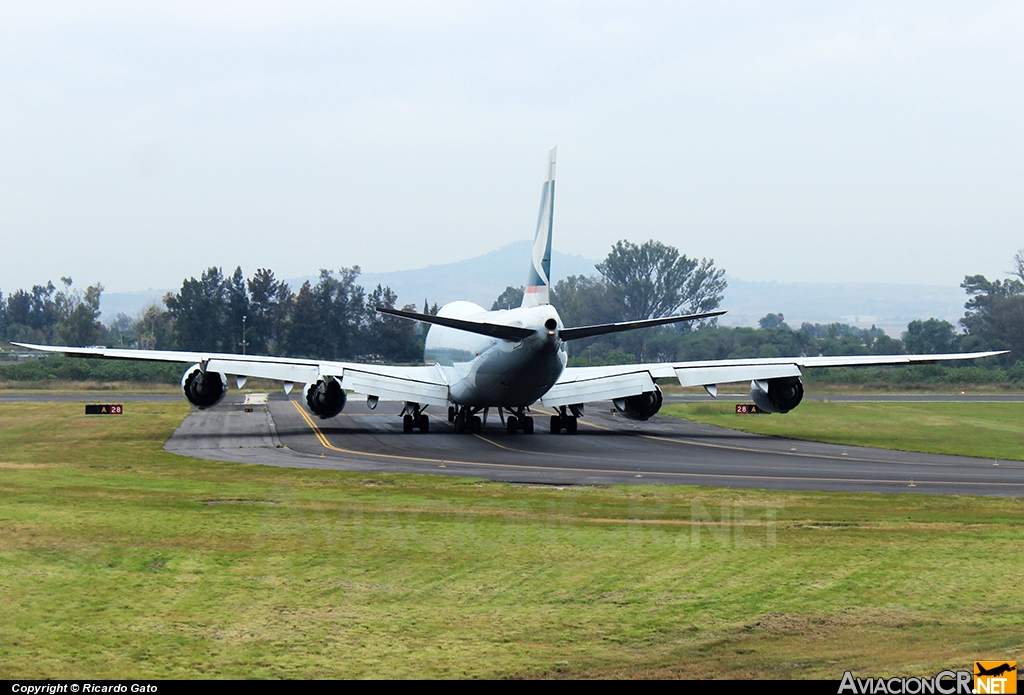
[538,350,1007,407]
[12,343,451,407]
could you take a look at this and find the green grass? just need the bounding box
[2,402,1023,678]
[663,401,1024,461]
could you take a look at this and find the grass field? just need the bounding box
[2,401,1023,679]
[663,401,1024,462]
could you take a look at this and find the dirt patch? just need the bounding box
[744,608,914,637]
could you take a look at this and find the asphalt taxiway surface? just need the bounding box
[159,394,1024,497]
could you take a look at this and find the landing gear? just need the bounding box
[452,407,484,434]
[401,403,430,433]
[549,406,579,434]
[502,408,534,434]
[447,406,538,434]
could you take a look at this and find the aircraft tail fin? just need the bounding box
[522,146,556,308]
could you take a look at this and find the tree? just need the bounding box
[107,313,136,347]
[491,286,524,311]
[28,282,59,333]
[758,313,788,330]
[960,273,1024,365]
[550,275,619,328]
[682,257,729,320]
[284,281,320,358]
[591,240,726,361]
[6,289,30,327]
[312,267,364,360]
[902,319,958,354]
[277,267,366,360]
[135,304,174,350]
[4,288,41,342]
[224,266,250,354]
[596,239,726,323]
[365,285,417,361]
[54,279,104,347]
[165,267,226,351]
[2,278,103,346]
[247,269,292,355]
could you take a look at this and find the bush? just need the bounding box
[804,364,1020,389]
[0,355,182,384]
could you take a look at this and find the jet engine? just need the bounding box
[750,376,804,414]
[304,376,347,419]
[613,384,663,421]
[181,364,228,409]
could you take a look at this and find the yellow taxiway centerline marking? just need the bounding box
[288,401,1024,488]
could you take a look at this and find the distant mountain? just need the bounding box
[99,289,169,321]
[97,241,598,320]
[720,278,966,337]
[317,241,600,309]
[99,242,969,337]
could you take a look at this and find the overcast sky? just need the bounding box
[2,1,1023,294]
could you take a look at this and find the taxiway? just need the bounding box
[160,394,1024,496]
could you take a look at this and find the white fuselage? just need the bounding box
[423,301,568,407]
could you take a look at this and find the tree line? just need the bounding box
[0,277,105,348]
[1,241,1022,369]
[0,267,431,363]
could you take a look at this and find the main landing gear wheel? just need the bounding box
[402,405,430,433]
[448,406,456,423]
[454,407,477,434]
[504,411,534,434]
[550,411,578,434]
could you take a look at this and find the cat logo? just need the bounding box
[974,662,1017,694]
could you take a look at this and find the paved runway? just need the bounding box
[162,394,1024,497]
[667,393,1024,403]
[3,392,1021,403]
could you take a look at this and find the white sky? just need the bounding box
[2,1,1023,293]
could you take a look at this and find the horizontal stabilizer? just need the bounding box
[559,310,726,342]
[375,307,536,341]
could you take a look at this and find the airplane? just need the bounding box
[16,147,1007,436]
[975,663,1016,678]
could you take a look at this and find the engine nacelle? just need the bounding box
[613,384,663,421]
[304,376,347,419]
[750,376,804,414]
[181,364,228,409]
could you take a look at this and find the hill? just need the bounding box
[98,243,967,336]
